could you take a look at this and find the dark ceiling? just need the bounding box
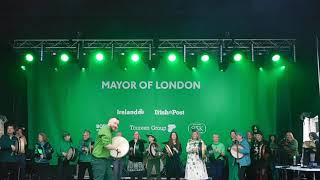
[1,0,319,39]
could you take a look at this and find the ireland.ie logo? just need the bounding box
[188,122,207,134]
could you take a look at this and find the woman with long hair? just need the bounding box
[164,132,183,180]
[34,132,54,179]
[185,130,208,180]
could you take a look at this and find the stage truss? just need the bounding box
[13,39,296,62]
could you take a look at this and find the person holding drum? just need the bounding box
[91,117,120,180]
[231,132,251,180]
[78,130,94,180]
[164,131,182,180]
[207,134,225,180]
[145,133,162,180]
[0,124,18,180]
[34,132,54,179]
[185,129,208,180]
[15,127,27,180]
[113,132,125,180]
[57,132,74,180]
[127,131,145,180]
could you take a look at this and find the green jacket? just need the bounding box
[78,138,94,162]
[0,134,17,162]
[57,140,72,158]
[92,126,112,158]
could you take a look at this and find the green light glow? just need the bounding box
[25,54,34,62]
[60,54,69,62]
[168,54,177,62]
[95,53,104,61]
[131,54,140,62]
[233,53,243,61]
[272,54,281,62]
[201,54,209,62]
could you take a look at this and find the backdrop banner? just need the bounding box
[27,58,283,164]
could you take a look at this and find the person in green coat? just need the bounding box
[227,130,239,180]
[78,130,94,180]
[57,132,73,180]
[91,117,120,180]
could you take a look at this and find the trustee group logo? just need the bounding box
[188,122,207,134]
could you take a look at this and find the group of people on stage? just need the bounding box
[0,117,319,180]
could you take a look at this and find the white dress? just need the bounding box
[185,139,208,180]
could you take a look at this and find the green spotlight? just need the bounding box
[259,67,263,71]
[60,53,69,62]
[131,53,140,62]
[281,65,286,70]
[151,68,156,72]
[233,53,243,62]
[168,54,177,62]
[25,54,34,62]
[272,54,281,62]
[95,53,104,61]
[20,65,26,71]
[201,54,209,62]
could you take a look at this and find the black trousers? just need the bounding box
[78,162,93,180]
[238,166,248,180]
[0,162,18,180]
[57,159,73,180]
[33,163,52,180]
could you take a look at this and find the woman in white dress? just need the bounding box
[185,130,208,180]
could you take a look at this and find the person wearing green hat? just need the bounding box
[57,132,73,180]
[91,117,120,180]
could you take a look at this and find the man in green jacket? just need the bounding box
[91,117,120,180]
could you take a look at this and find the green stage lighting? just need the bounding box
[168,54,177,62]
[201,54,209,62]
[281,65,286,70]
[60,54,69,62]
[20,65,26,71]
[131,54,140,62]
[95,53,104,61]
[259,67,263,71]
[25,54,34,62]
[233,53,243,62]
[272,54,281,62]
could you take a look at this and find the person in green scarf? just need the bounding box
[91,117,120,180]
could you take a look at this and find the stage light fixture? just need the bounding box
[281,65,286,70]
[60,53,69,62]
[272,54,281,62]
[131,53,140,62]
[25,54,34,62]
[201,54,210,62]
[233,53,243,62]
[168,54,177,62]
[20,65,26,71]
[186,53,198,70]
[95,52,104,61]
